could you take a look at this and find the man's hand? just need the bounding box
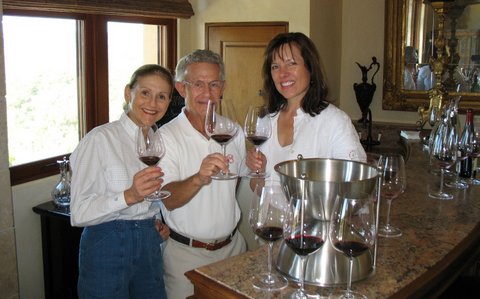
[195,153,229,185]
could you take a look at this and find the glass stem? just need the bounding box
[385,198,393,230]
[221,144,227,175]
[267,241,273,278]
[439,168,445,194]
[255,147,261,174]
[455,162,460,183]
[347,257,354,295]
[299,256,306,295]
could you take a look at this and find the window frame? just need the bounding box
[6,9,177,185]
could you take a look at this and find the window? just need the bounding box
[4,16,79,166]
[108,22,164,121]
[5,10,176,185]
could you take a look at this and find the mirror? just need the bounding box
[383,0,480,113]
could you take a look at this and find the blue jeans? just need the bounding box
[77,219,167,299]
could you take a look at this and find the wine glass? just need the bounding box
[445,155,469,189]
[378,154,406,238]
[445,97,468,189]
[428,113,457,200]
[205,99,239,180]
[446,132,470,190]
[466,128,480,185]
[249,180,289,290]
[283,187,325,298]
[244,105,272,178]
[136,124,171,201]
[329,195,376,299]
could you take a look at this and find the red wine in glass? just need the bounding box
[283,194,325,298]
[254,226,283,242]
[330,196,375,299]
[246,135,269,147]
[285,235,325,256]
[205,99,239,180]
[249,181,289,291]
[210,133,234,145]
[378,154,406,238]
[332,240,370,258]
[139,156,161,166]
[244,105,272,178]
[136,124,171,201]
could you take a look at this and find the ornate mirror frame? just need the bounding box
[383,0,480,113]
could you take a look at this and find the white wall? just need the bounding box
[310,1,342,107]
[13,176,56,299]
[178,0,311,56]
[339,0,420,124]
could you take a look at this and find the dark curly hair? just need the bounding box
[262,32,329,116]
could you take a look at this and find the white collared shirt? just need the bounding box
[261,104,367,181]
[159,109,247,240]
[70,113,160,227]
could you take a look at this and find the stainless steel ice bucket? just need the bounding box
[275,157,378,286]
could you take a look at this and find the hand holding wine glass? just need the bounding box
[249,180,289,290]
[136,124,170,201]
[205,99,239,180]
[283,189,325,298]
[244,105,272,178]
[329,196,376,299]
[378,154,406,238]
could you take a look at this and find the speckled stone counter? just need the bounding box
[186,140,480,299]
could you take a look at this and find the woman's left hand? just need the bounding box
[246,148,267,173]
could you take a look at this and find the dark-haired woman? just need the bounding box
[246,32,366,180]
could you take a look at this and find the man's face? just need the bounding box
[175,62,225,121]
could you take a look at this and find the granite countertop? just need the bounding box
[188,140,480,298]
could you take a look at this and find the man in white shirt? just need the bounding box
[159,49,247,299]
[417,64,433,90]
[404,46,418,90]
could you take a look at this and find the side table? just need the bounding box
[32,201,83,299]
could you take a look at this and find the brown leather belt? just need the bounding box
[169,228,237,251]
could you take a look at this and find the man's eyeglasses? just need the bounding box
[183,80,224,92]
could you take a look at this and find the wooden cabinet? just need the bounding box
[33,201,83,299]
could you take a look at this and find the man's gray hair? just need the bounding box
[175,49,225,82]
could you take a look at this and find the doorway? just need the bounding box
[206,22,288,125]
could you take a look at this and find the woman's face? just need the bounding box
[270,43,311,104]
[125,74,172,127]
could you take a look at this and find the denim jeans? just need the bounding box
[77,219,167,299]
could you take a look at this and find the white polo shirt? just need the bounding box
[159,109,247,240]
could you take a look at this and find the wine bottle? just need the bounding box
[459,109,474,179]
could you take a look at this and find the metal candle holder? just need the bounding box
[353,57,381,149]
